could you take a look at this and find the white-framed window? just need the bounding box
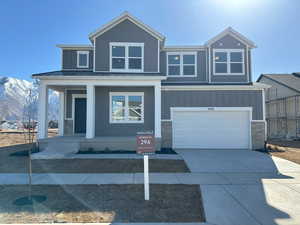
[213,49,245,75]
[77,51,89,68]
[109,42,144,72]
[109,92,144,123]
[167,52,197,77]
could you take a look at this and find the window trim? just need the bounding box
[77,51,89,68]
[213,49,245,75]
[109,92,144,124]
[166,52,197,77]
[109,42,144,73]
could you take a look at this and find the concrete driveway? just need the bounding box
[176,149,300,225]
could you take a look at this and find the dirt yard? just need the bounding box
[0,184,205,223]
[0,129,57,147]
[0,142,190,173]
[267,140,300,165]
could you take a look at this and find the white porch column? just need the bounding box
[86,84,95,139]
[37,82,48,139]
[58,91,64,136]
[154,82,161,138]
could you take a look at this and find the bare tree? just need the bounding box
[22,88,38,201]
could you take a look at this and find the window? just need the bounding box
[213,49,244,75]
[110,92,144,123]
[110,43,144,72]
[167,52,197,76]
[77,51,89,68]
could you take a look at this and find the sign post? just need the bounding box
[136,131,155,201]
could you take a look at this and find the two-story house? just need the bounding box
[33,12,268,154]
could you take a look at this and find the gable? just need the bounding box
[211,34,246,49]
[89,12,165,42]
[95,19,158,42]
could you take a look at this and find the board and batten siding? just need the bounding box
[62,50,93,70]
[94,19,159,72]
[162,90,263,120]
[95,86,155,136]
[160,50,207,82]
[210,34,251,83]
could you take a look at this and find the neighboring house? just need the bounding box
[33,12,268,151]
[257,73,300,139]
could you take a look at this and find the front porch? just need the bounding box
[37,77,163,152]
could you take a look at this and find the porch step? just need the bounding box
[33,141,79,159]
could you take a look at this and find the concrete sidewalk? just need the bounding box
[1,171,300,185]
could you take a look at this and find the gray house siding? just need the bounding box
[94,19,159,72]
[62,50,93,70]
[210,34,250,83]
[162,90,263,120]
[95,86,154,136]
[160,50,207,82]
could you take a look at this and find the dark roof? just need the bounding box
[32,70,163,77]
[162,81,253,86]
[257,73,300,93]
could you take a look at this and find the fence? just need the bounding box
[266,95,300,139]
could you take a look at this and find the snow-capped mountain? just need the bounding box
[0,76,58,121]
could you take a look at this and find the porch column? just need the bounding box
[58,91,64,136]
[86,84,95,139]
[37,82,48,139]
[154,82,161,138]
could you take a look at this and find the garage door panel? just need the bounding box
[172,109,250,149]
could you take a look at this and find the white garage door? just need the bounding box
[172,108,251,149]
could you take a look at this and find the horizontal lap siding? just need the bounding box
[62,50,93,70]
[162,90,263,120]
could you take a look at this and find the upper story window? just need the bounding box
[213,49,244,75]
[77,51,89,68]
[167,52,197,77]
[110,42,144,72]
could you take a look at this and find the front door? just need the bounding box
[74,98,87,134]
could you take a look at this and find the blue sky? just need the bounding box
[0,0,299,81]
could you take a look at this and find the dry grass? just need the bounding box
[0,129,58,148]
[0,184,205,223]
[267,140,300,165]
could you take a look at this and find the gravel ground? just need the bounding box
[0,145,190,173]
[0,184,205,223]
[267,141,300,165]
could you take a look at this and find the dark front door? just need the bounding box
[74,98,87,134]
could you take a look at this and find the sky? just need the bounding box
[0,0,299,81]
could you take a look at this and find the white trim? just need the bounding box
[58,91,64,136]
[162,83,270,91]
[208,47,211,83]
[246,46,249,82]
[166,52,197,77]
[157,39,160,73]
[88,11,165,42]
[109,42,144,73]
[161,119,172,122]
[154,83,161,138]
[56,44,93,50]
[93,38,96,72]
[35,76,166,81]
[213,49,245,76]
[86,85,95,139]
[72,94,87,134]
[77,51,89,68]
[205,27,257,49]
[170,107,253,149]
[163,45,205,51]
[109,92,144,124]
[37,82,48,139]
